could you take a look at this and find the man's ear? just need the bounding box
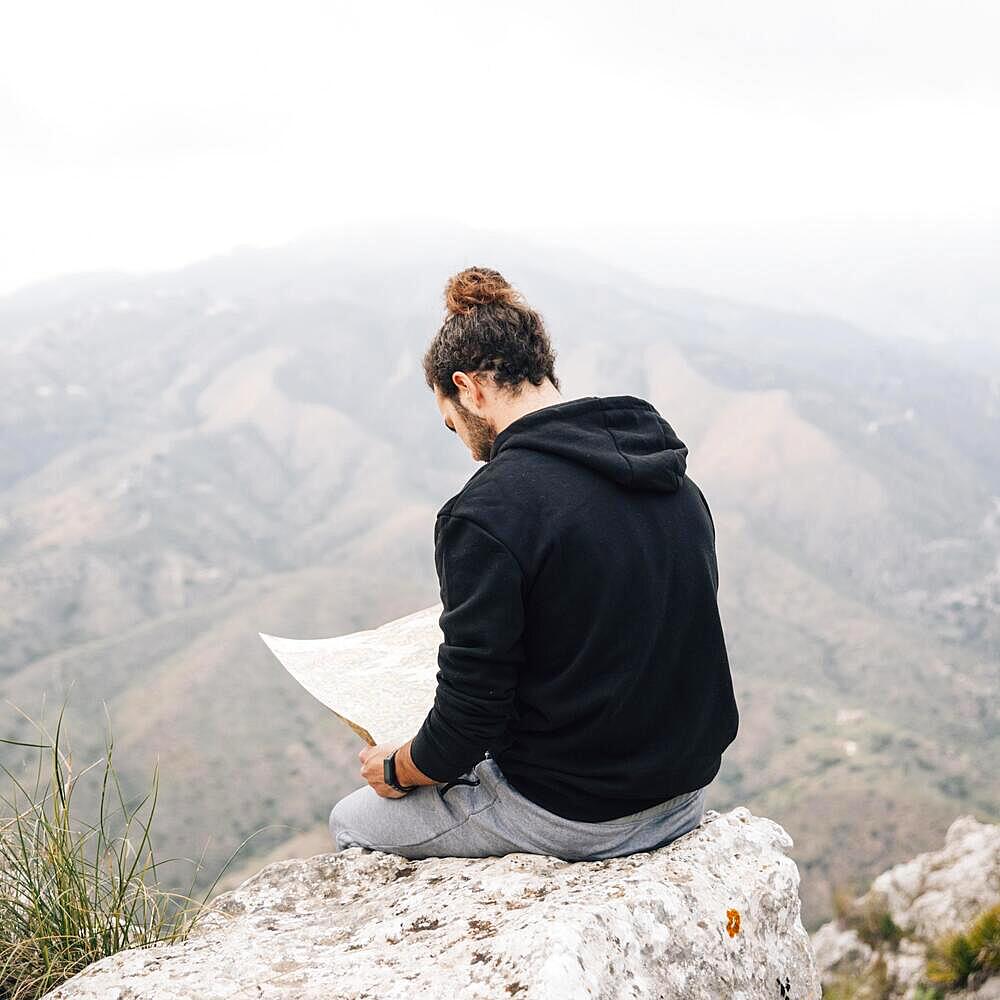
[452,371,474,410]
[455,370,488,411]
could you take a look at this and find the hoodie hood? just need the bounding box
[488,395,688,492]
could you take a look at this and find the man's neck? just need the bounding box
[493,385,565,436]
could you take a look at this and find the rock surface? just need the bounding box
[44,806,821,1000]
[811,814,1000,999]
[870,814,1000,942]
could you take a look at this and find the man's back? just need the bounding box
[410,394,740,822]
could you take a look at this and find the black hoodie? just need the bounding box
[409,394,740,822]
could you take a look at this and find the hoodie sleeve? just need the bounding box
[694,482,717,545]
[409,512,525,782]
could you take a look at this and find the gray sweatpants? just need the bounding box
[328,756,708,861]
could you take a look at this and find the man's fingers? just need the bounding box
[358,743,409,797]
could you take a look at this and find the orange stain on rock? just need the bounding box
[726,909,741,936]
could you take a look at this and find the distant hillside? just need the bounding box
[1,222,996,928]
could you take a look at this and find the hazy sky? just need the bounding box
[2,0,998,301]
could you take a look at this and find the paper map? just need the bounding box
[258,603,445,746]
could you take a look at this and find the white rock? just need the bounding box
[811,815,1000,1000]
[887,940,933,1000]
[44,806,821,1000]
[869,814,1000,941]
[952,978,1000,1000]
[809,921,872,976]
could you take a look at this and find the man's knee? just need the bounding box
[328,787,374,851]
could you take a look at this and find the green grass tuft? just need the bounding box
[923,902,1000,991]
[831,884,905,951]
[821,953,896,999]
[0,698,264,999]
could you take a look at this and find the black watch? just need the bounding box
[383,748,418,793]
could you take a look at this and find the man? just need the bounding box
[329,266,739,860]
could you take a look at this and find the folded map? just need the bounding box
[258,603,444,746]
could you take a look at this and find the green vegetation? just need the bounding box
[822,953,895,999]
[821,895,1000,999]
[0,701,259,1000]
[923,903,1000,991]
[831,884,905,951]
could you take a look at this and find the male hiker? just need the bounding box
[329,266,740,860]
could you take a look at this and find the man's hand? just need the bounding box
[359,741,409,798]
[359,738,439,798]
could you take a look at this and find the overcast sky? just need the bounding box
[2,0,998,312]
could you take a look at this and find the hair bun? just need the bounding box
[444,267,521,316]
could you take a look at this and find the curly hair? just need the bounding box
[422,266,561,399]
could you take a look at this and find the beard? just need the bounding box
[454,398,498,462]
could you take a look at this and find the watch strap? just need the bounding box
[384,748,418,793]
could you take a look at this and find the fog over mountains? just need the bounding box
[1,223,996,929]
